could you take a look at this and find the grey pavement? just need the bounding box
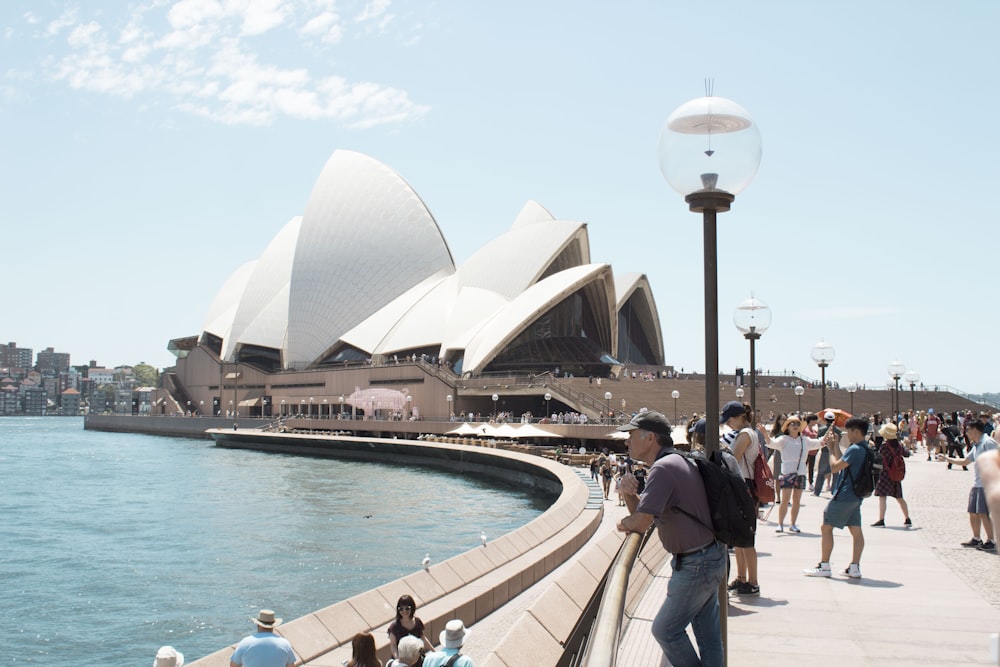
[622,443,1000,665]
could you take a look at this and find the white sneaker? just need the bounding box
[804,562,832,577]
[845,563,862,579]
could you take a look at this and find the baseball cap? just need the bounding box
[823,410,836,421]
[618,410,672,436]
[720,400,745,423]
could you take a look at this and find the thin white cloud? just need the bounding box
[26,1,427,128]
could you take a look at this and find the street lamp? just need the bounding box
[604,391,613,423]
[199,400,204,416]
[339,394,345,419]
[888,360,906,421]
[846,383,857,415]
[734,295,771,424]
[323,398,328,419]
[735,387,745,399]
[280,399,285,417]
[544,392,552,419]
[660,88,761,661]
[406,395,412,421]
[659,90,761,460]
[811,340,835,410]
[491,393,499,420]
[671,389,680,424]
[794,385,805,414]
[300,399,305,416]
[446,394,453,420]
[904,371,920,414]
[309,397,314,419]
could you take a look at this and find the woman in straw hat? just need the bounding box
[871,422,912,528]
[767,415,830,533]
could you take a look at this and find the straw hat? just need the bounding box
[250,609,282,629]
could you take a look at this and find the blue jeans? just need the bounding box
[652,540,726,667]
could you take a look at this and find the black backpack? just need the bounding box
[669,450,757,548]
[846,443,880,498]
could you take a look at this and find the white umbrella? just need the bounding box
[516,424,559,439]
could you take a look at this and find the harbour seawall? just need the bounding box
[89,419,612,666]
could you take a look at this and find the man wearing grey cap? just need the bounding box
[616,411,724,667]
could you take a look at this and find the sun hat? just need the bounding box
[250,609,282,629]
[154,646,184,667]
[720,400,746,423]
[781,415,802,433]
[440,619,470,649]
[879,423,898,439]
[618,410,672,436]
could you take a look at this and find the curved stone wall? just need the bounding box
[187,430,603,666]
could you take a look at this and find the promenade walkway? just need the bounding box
[620,444,1000,665]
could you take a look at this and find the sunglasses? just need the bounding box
[397,605,413,611]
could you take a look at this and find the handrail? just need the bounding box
[580,530,644,667]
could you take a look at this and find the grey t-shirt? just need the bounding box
[635,447,715,554]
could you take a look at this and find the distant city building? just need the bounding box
[61,388,81,415]
[21,386,47,415]
[2,342,33,371]
[88,367,115,385]
[36,347,71,375]
[0,385,19,414]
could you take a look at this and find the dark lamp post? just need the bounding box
[904,371,920,414]
[811,340,835,411]
[492,393,499,420]
[794,385,805,414]
[671,390,680,424]
[604,392,613,423]
[888,360,906,421]
[846,383,857,415]
[734,295,771,424]
[659,88,761,667]
[544,392,552,419]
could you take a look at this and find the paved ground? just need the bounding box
[621,442,1000,665]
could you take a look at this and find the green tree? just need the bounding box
[133,363,159,387]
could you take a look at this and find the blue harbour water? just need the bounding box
[1,417,553,666]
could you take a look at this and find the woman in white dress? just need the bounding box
[768,415,828,533]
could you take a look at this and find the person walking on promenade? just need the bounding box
[721,400,763,596]
[946,419,998,552]
[422,620,474,667]
[388,595,434,660]
[943,416,967,469]
[230,610,296,667]
[924,409,942,461]
[813,411,842,496]
[770,415,825,533]
[617,410,725,667]
[804,417,870,579]
[870,423,912,528]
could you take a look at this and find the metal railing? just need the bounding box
[579,531,645,667]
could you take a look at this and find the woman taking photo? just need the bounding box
[387,595,433,662]
[768,415,828,533]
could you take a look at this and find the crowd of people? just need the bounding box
[616,403,1000,666]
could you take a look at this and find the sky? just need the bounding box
[2,0,998,395]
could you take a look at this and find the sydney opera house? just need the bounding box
[166,150,664,421]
